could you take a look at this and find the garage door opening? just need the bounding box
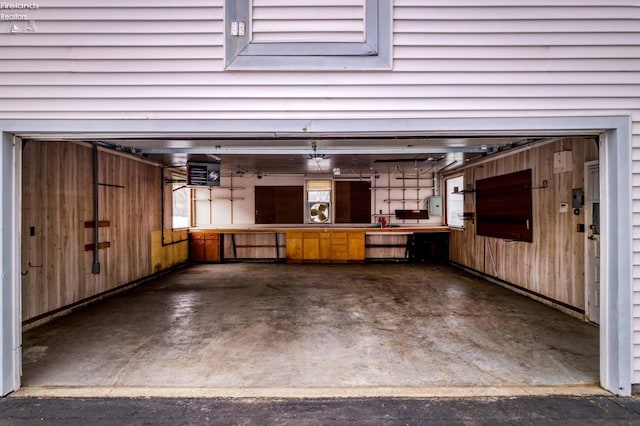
[17,133,606,396]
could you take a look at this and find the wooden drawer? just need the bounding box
[348,231,365,241]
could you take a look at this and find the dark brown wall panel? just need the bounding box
[255,186,303,224]
[335,180,371,223]
[476,169,533,242]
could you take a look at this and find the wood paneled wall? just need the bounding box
[20,141,177,322]
[448,137,598,310]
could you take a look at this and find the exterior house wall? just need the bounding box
[0,0,639,384]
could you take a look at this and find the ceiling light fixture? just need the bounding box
[308,153,326,160]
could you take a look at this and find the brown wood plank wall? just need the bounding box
[21,141,166,321]
[448,137,598,310]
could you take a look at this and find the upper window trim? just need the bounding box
[225,0,392,71]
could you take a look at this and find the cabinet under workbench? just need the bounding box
[189,227,449,264]
[285,230,365,263]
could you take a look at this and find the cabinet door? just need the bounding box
[319,233,331,260]
[348,232,366,261]
[335,180,371,223]
[286,232,303,260]
[303,232,321,260]
[255,187,276,224]
[204,234,220,262]
[190,234,205,261]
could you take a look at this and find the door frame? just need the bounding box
[0,133,21,396]
[584,160,600,324]
[0,116,633,396]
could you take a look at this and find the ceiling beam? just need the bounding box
[138,146,488,155]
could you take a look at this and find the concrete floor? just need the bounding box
[21,263,599,392]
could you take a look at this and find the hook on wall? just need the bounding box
[532,179,548,190]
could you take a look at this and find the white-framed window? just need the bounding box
[446,175,465,228]
[172,176,191,229]
[225,0,392,70]
[306,179,332,223]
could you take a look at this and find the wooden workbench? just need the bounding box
[189,226,450,263]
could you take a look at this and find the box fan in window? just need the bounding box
[309,202,330,223]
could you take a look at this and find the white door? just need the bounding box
[585,161,600,324]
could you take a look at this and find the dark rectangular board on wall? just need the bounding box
[395,209,429,220]
[335,180,371,223]
[476,169,533,242]
[255,186,304,224]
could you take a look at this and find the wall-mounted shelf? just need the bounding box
[396,209,429,219]
[460,212,475,221]
[372,166,437,225]
[373,186,433,190]
[383,199,423,203]
[532,180,549,190]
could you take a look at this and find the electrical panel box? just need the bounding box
[572,188,584,209]
[427,196,443,217]
[553,151,573,173]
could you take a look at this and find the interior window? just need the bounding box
[306,180,332,223]
[446,176,465,228]
[172,176,190,229]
